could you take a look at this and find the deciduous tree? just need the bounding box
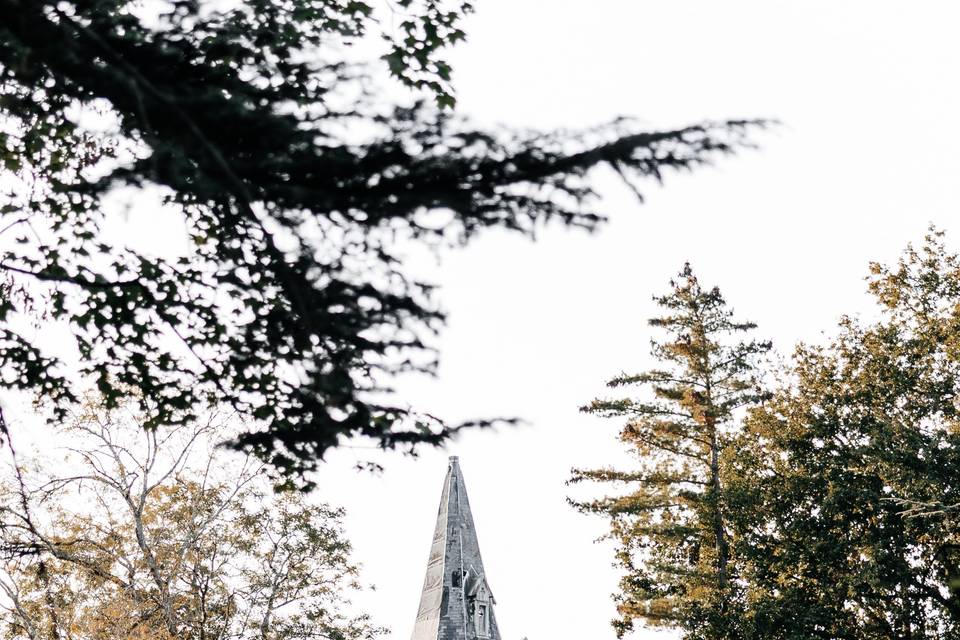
[728,229,960,639]
[0,398,381,640]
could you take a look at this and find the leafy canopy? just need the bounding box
[575,236,960,639]
[0,398,383,640]
[0,0,761,484]
[728,229,960,639]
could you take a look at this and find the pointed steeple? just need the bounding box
[411,457,502,640]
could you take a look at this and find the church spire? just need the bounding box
[411,457,502,640]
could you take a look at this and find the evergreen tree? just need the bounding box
[728,229,960,639]
[0,0,762,484]
[570,265,770,639]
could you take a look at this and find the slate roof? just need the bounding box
[410,457,502,640]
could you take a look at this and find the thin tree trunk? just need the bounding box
[704,376,729,592]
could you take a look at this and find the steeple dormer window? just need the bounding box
[475,603,489,637]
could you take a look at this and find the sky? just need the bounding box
[308,2,960,640]
[4,2,960,640]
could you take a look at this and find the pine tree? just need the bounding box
[570,264,769,638]
[0,0,763,484]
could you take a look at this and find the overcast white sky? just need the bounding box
[4,2,960,640]
[308,2,960,640]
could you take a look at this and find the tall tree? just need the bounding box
[0,0,762,483]
[0,398,382,640]
[728,229,960,639]
[570,265,770,639]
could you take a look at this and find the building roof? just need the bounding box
[410,457,502,640]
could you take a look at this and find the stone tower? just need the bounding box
[410,457,502,640]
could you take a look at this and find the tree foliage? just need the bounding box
[0,0,761,483]
[728,229,960,639]
[0,398,381,640]
[569,265,770,638]
[576,233,960,640]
